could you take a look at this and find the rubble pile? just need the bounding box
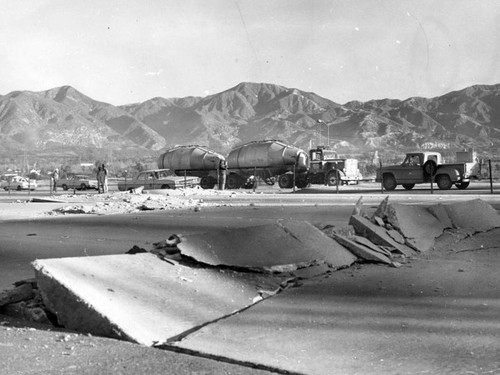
[1,197,499,348]
[0,279,52,325]
[46,187,244,215]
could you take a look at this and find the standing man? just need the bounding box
[96,166,103,193]
[218,159,227,190]
[101,164,109,193]
[51,168,59,193]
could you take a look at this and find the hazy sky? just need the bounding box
[1,0,500,105]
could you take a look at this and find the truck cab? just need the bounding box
[308,147,360,185]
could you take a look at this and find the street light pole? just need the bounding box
[317,119,331,147]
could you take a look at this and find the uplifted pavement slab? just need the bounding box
[33,253,285,346]
[177,220,357,271]
[443,199,500,233]
[167,254,500,375]
[382,203,447,252]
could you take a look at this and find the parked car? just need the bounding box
[59,175,98,191]
[1,175,37,191]
[117,169,199,191]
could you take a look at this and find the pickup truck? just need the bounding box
[376,151,480,191]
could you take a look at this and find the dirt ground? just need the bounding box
[1,193,500,374]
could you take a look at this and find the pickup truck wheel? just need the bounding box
[436,175,453,190]
[16,185,22,191]
[402,183,415,190]
[226,175,241,189]
[278,174,294,189]
[455,181,470,190]
[161,184,171,189]
[382,175,397,191]
[423,160,437,176]
[62,184,68,191]
[80,184,87,191]
[200,177,214,189]
[326,171,339,186]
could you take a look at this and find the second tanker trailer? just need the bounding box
[157,140,309,189]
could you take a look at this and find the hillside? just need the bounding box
[1,82,500,163]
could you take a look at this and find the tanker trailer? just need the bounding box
[226,140,309,189]
[157,145,225,189]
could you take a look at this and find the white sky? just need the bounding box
[1,0,499,105]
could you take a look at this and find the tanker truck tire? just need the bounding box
[226,174,242,189]
[278,174,294,189]
[455,181,470,190]
[326,171,339,186]
[295,178,309,189]
[200,177,215,189]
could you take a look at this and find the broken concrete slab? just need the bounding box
[176,220,357,271]
[443,199,500,233]
[383,203,446,252]
[349,215,414,256]
[329,233,392,264]
[352,235,392,257]
[33,253,286,346]
[427,204,453,229]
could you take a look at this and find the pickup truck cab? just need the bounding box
[376,151,478,191]
[117,169,199,191]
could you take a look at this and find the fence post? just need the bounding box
[293,164,296,193]
[184,170,187,189]
[489,159,493,194]
[335,162,339,194]
[379,161,383,194]
[253,167,257,192]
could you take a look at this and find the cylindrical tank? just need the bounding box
[157,145,225,171]
[227,140,309,173]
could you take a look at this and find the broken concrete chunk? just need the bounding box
[372,196,389,222]
[351,197,366,217]
[33,253,286,346]
[373,216,386,227]
[443,199,500,233]
[330,233,392,265]
[352,236,392,257]
[349,215,414,256]
[177,220,357,271]
[386,229,406,245]
[321,225,356,239]
[0,283,34,307]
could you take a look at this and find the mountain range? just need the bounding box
[1,82,499,161]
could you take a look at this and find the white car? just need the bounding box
[59,175,98,191]
[117,169,199,191]
[1,176,37,191]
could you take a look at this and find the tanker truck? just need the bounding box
[157,145,225,189]
[225,140,309,189]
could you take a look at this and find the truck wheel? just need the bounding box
[200,177,215,189]
[80,183,87,191]
[62,184,68,191]
[278,174,293,189]
[226,175,241,189]
[16,185,22,191]
[382,175,397,191]
[161,184,171,189]
[295,178,309,189]
[402,183,415,190]
[455,181,470,190]
[423,160,437,176]
[436,175,452,190]
[326,171,339,186]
